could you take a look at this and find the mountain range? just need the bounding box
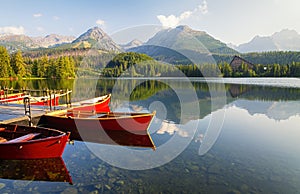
[129,25,239,64]
[0,33,75,51]
[233,29,300,53]
[0,26,300,55]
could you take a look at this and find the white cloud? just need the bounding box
[199,0,208,14]
[157,15,179,28]
[96,19,105,26]
[53,16,60,20]
[157,0,208,28]
[0,26,25,35]
[36,27,44,32]
[33,13,42,18]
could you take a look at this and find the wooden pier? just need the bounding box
[0,112,44,126]
[0,88,72,126]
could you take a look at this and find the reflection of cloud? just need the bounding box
[33,13,42,18]
[157,121,189,137]
[232,99,300,121]
[0,26,25,35]
[157,121,178,135]
[157,0,208,28]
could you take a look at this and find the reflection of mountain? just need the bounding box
[131,86,227,124]
[231,99,300,120]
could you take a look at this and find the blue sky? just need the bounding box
[0,0,299,45]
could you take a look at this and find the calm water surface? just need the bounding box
[0,78,300,194]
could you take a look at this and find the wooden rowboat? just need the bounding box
[69,94,111,112]
[29,94,60,106]
[0,92,25,103]
[0,124,70,159]
[0,157,72,184]
[0,94,60,106]
[42,109,155,132]
[38,110,156,149]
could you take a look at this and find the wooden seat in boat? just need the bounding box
[0,137,7,143]
[6,133,41,143]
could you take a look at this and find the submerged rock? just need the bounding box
[0,183,5,189]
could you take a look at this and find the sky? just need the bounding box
[0,0,299,45]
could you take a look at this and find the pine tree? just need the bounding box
[11,50,26,77]
[37,56,49,78]
[0,46,12,78]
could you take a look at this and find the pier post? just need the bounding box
[23,97,32,126]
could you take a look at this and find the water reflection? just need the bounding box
[1,78,300,193]
[0,158,72,184]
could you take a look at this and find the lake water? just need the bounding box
[0,78,300,193]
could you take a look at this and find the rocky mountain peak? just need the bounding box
[122,39,143,50]
[72,27,121,51]
[73,26,107,43]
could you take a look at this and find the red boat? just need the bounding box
[38,110,156,148]
[29,94,60,106]
[0,94,60,106]
[70,94,111,112]
[0,92,25,103]
[0,157,72,184]
[42,110,155,132]
[0,124,70,159]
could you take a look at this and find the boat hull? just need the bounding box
[0,124,69,159]
[43,112,154,132]
[39,111,156,148]
[0,135,69,159]
[71,94,111,112]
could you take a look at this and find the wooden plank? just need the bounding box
[0,113,45,125]
[6,133,40,143]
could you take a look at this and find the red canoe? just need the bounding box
[70,94,111,112]
[42,110,155,132]
[0,92,25,103]
[0,94,60,106]
[0,124,70,159]
[39,110,156,149]
[29,95,60,106]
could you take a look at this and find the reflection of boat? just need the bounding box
[70,94,111,112]
[0,124,70,159]
[69,128,155,149]
[38,110,156,149]
[0,157,72,184]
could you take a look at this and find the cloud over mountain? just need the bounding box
[157,0,208,28]
[0,26,25,35]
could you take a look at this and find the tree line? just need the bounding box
[1,46,300,79]
[102,52,300,77]
[218,61,300,77]
[0,46,76,79]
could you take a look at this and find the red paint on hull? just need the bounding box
[39,111,156,148]
[44,112,154,132]
[71,94,111,113]
[0,124,70,159]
